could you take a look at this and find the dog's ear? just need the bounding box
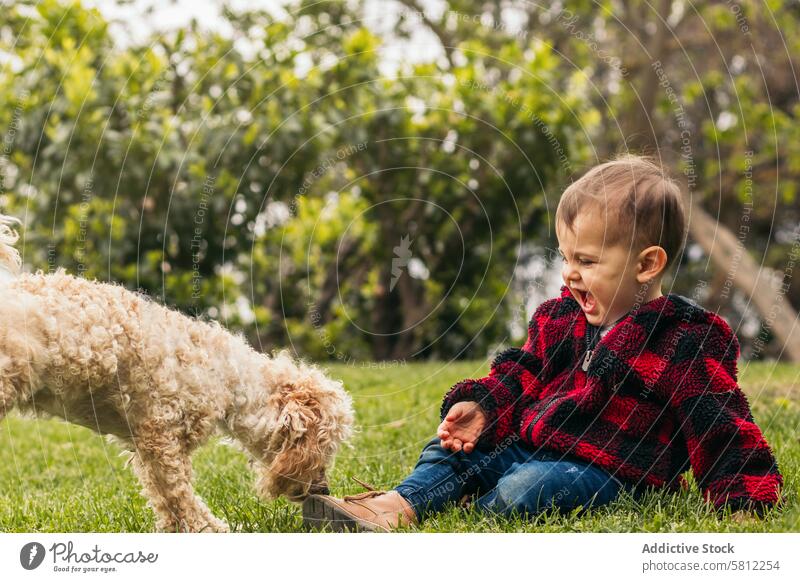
[277,398,313,440]
[258,399,323,501]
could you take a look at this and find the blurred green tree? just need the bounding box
[8,0,794,360]
[0,0,583,361]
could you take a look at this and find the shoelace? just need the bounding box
[343,476,385,500]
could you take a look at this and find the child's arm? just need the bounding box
[668,315,783,516]
[439,297,559,449]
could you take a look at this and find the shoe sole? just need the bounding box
[301,495,387,533]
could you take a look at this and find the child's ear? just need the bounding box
[635,245,668,282]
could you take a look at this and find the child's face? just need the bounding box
[556,209,648,327]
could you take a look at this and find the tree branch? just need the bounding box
[396,0,455,68]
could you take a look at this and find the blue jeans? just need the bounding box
[395,436,641,521]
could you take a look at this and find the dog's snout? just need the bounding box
[309,481,330,495]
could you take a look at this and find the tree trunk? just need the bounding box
[370,264,394,361]
[686,199,800,361]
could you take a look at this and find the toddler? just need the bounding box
[302,155,783,531]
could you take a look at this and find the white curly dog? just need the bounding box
[0,214,353,532]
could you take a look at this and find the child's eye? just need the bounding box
[578,259,595,266]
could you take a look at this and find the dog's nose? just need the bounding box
[308,481,330,495]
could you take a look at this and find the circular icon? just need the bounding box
[20,542,46,570]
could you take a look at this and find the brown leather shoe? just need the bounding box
[302,478,418,532]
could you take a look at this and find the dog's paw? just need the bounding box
[199,519,230,533]
[156,517,230,533]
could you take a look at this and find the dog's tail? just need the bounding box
[0,213,21,275]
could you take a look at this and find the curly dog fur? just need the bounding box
[0,214,353,532]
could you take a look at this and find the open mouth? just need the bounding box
[573,288,596,312]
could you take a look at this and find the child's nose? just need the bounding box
[562,262,580,282]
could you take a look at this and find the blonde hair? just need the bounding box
[556,154,687,270]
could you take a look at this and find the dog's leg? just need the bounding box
[130,429,230,533]
[176,453,232,533]
[0,377,18,422]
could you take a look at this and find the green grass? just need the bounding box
[0,360,797,532]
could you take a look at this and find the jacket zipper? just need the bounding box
[527,395,561,440]
[583,312,631,370]
[527,316,625,439]
[528,331,596,439]
[581,348,594,371]
[582,319,604,372]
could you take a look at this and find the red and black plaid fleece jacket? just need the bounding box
[441,285,783,514]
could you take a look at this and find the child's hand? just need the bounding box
[437,401,487,453]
